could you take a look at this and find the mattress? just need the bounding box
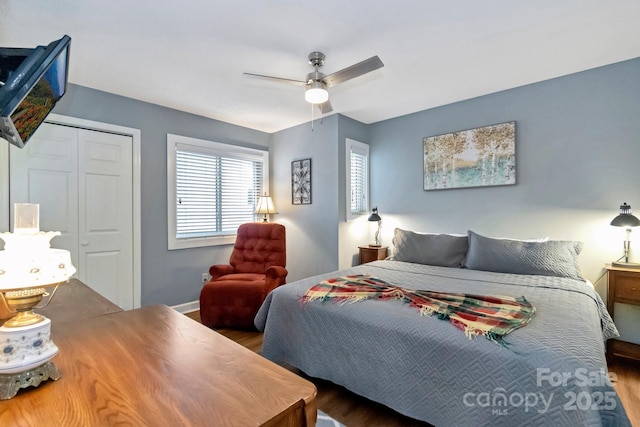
[255,260,630,426]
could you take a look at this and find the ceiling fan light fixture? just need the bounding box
[305,81,329,104]
[244,51,383,113]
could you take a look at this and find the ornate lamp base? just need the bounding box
[0,316,60,398]
[0,317,59,373]
[0,361,60,399]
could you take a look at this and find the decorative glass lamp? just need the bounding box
[254,193,278,223]
[368,207,382,247]
[0,203,76,399]
[610,202,640,268]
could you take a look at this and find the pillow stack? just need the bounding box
[391,228,584,280]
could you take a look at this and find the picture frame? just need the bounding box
[423,121,516,191]
[291,158,312,204]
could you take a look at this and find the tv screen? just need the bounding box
[0,35,71,148]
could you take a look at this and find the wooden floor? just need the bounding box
[184,311,639,427]
[611,357,640,427]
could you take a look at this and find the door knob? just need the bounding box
[81,241,89,246]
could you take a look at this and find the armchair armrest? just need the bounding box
[265,265,288,282]
[209,264,235,280]
[265,266,288,293]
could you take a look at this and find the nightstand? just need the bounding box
[358,245,388,265]
[606,264,640,361]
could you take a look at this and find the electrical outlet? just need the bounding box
[202,273,209,283]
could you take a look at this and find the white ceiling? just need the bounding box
[2,0,640,133]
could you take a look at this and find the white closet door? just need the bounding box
[9,123,134,310]
[78,129,133,309]
[9,123,79,265]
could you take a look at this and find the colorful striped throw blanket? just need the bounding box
[301,275,536,346]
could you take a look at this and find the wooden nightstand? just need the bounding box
[358,246,388,265]
[606,265,640,361]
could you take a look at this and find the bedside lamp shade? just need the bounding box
[610,203,640,228]
[367,208,381,223]
[255,194,278,223]
[610,202,640,267]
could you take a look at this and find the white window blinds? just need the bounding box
[346,139,369,221]
[350,150,368,214]
[175,149,263,238]
[168,134,268,249]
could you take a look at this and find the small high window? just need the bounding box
[346,138,369,221]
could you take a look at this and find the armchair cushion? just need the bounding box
[229,222,286,273]
[216,273,265,282]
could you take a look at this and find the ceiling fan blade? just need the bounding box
[323,55,384,87]
[243,72,307,86]
[318,100,333,114]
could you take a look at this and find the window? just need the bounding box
[346,138,369,221]
[167,134,269,249]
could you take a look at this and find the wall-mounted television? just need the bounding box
[0,35,71,148]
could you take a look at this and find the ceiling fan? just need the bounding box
[244,52,384,114]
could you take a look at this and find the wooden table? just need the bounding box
[0,279,123,323]
[0,282,317,426]
[39,278,124,323]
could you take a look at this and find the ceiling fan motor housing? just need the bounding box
[308,51,326,67]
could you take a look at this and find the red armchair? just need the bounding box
[199,222,287,329]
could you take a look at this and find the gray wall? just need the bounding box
[270,115,341,282]
[52,85,271,307]
[365,57,640,342]
[269,113,371,279]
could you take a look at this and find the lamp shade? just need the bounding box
[305,81,329,104]
[610,202,640,227]
[255,194,278,222]
[0,203,76,291]
[368,207,381,222]
[0,239,76,291]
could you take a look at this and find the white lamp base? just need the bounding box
[0,317,58,374]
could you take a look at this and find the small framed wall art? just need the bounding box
[291,158,312,204]
[423,121,516,191]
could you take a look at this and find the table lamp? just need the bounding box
[610,202,640,268]
[368,207,382,247]
[255,193,278,223]
[0,203,76,399]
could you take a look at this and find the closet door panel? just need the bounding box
[9,123,79,265]
[79,129,133,309]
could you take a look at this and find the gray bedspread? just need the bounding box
[255,261,630,426]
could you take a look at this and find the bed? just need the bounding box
[254,230,631,426]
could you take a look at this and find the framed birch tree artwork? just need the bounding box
[423,121,516,191]
[291,158,312,204]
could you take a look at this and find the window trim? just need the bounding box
[345,138,370,222]
[167,134,269,249]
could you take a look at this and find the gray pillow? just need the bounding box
[464,230,584,280]
[392,228,468,267]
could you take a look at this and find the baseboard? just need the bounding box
[171,300,200,314]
